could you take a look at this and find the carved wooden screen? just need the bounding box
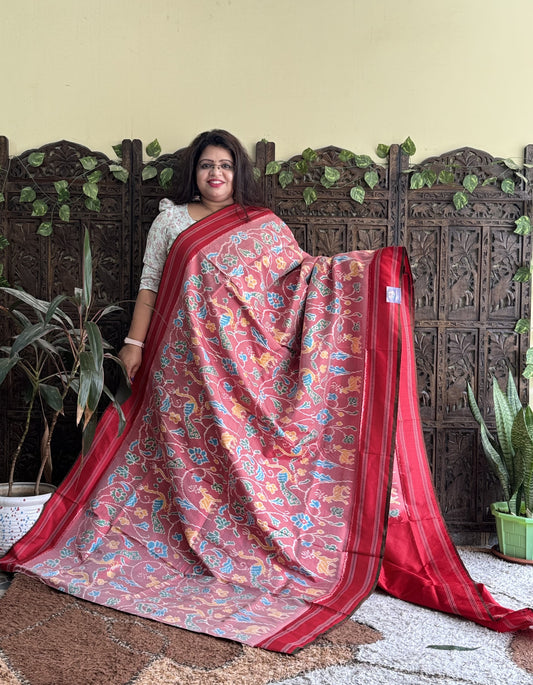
[1,136,532,541]
[256,142,400,253]
[0,137,133,484]
[402,147,533,540]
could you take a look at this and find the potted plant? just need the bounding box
[467,214,533,562]
[0,228,130,556]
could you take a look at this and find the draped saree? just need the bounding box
[1,204,532,653]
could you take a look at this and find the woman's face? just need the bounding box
[195,145,235,207]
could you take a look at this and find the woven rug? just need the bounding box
[0,549,531,685]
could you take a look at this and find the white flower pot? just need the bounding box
[0,482,56,557]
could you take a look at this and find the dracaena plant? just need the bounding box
[0,228,130,496]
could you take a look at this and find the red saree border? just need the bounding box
[257,246,407,652]
[0,204,271,570]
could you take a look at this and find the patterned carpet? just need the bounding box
[0,549,532,685]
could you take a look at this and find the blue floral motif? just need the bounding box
[147,541,168,559]
[188,447,209,465]
[290,513,314,530]
[267,291,285,309]
[316,409,333,425]
[221,358,238,375]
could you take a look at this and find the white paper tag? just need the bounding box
[386,286,401,304]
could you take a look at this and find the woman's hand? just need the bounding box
[119,344,143,381]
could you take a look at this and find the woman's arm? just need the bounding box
[118,288,157,379]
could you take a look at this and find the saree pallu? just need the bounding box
[1,205,532,652]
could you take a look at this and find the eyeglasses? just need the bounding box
[197,162,235,172]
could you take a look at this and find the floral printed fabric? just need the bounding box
[3,206,532,651]
[3,206,402,652]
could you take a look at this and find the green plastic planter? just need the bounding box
[491,501,533,561]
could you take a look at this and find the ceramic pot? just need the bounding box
[491,501,533,561]
[0,482,56,557]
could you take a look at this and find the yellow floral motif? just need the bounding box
[168,412,181,424]
[265,482,278,494]
[221,431,238,450]
[276,256,287,269]
[245,274,257,288]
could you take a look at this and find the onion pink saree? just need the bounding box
[1,205,532,653]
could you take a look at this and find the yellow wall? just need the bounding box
[1,0,531,163]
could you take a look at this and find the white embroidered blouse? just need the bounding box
[139,199,196,292]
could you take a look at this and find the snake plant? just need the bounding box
[467,372,533,518]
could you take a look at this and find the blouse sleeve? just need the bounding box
[139,200,194,292]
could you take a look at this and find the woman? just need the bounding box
[119,129,263,381]
[3,131,531,655]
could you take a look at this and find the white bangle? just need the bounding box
[124,337,145,349]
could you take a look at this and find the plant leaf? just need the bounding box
[354,154,373,169]
[350,186,365,204]
[501,178,515,195]
[54,180,70,203]
[84,197,101,212]
[146,139,161,159]
[323,166,341,184]
[79,156,98,171]
[514,215,532,236]
[19,187,37,203]
[515,318,530,334]
[82,228,92,312]
[339,149,356,162]
[142,165,158,181]
[463,174,479,193]
[364,170,379,189]
[39,383,63,412]
[159,167,174,189]
[31,200,48,217]
[438,169,455,185]
[59,204,70,222]
[278,170,293,189]
[410,172,424,190]
[453,191,469,210]
[82,182,99,200]
[302,147,318,163]
[294,160,308,175]
[109,164,129,183]
[28,152,45,167]
[401,137,416,156]
[421,169,437,188]
[376,144,389,159]
[37,222,53,237]
[303,187,317,206]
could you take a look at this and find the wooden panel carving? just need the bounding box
[0,137,132,483]
[403,146,533,538]
[1,137,532,542]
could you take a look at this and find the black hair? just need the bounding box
[174,129,263,209]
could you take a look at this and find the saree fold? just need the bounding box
[1,205,532,653]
